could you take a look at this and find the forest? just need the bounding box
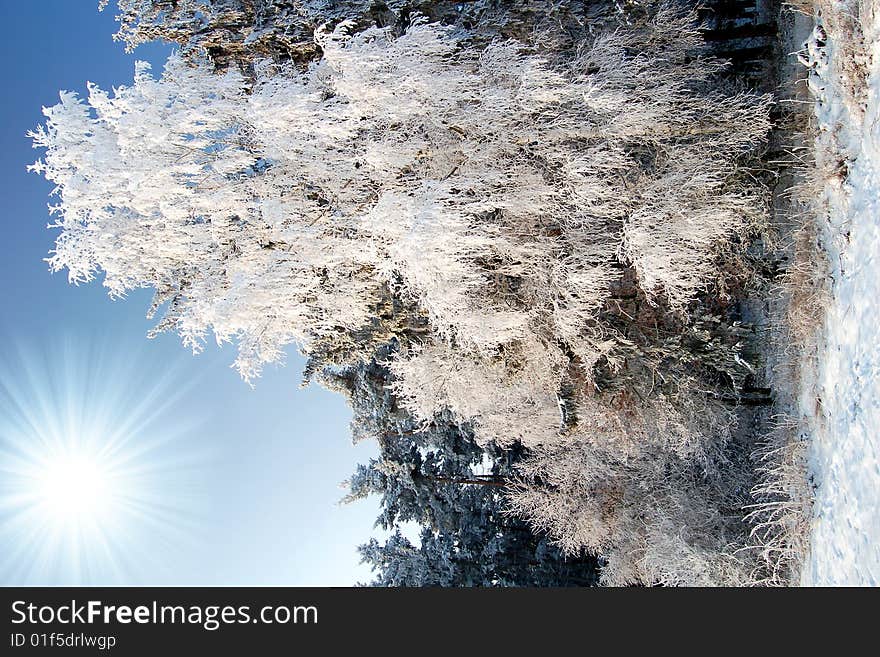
[29,0,819,586]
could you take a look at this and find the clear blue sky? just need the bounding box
[0,0,380,585]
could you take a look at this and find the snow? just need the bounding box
[801,2,880,586]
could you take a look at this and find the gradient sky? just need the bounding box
[0,0,380,585]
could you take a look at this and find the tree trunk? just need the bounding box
[418,473,510,488]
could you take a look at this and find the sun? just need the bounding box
[32,447,116,524]
[0,336,206,584]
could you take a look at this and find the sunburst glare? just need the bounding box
[0,335,208,584]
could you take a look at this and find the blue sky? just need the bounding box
[0,0,380,585]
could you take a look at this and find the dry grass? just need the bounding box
[741,198,824,584]
[780,194,833,353]
[782,0,817,16]
[734,0,841,585]
[745,132,828,585]
[744,413,813,584]
[742,0,880,584]
[818,0,872,110]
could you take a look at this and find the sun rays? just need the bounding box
[0,335,207,584]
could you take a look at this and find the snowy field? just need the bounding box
[801,1,880,585]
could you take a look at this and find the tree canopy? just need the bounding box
[30,0,778,585]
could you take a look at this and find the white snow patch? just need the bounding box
[801,2,880,586]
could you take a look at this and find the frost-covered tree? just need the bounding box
[505,418,757,586]
[337,356,597,587]
[102,0,615,69]
[32,10,769,382]
[33,3,775,585]
[104,0,375,60]
[30,52,387,380]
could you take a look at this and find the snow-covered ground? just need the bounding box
[800,1,880,586]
